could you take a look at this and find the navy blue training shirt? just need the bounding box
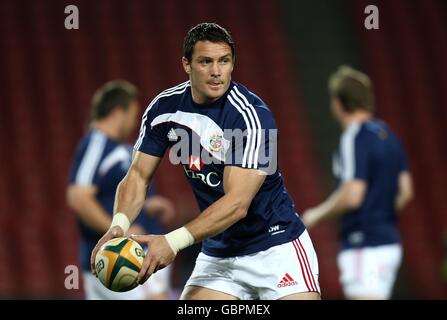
[134,80,306,257]
[332,119,409,249]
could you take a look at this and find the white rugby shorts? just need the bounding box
[337,244,402,299]
[181,230,320,300]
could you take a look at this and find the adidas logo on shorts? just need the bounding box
[277,273,298,288]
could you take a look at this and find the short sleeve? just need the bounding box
[134,101,169,157]
[340,124,368,182]
[70,132,107,187]
[353,136,369,180]
[224,104,278,175]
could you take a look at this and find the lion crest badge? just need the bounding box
[209,132,223,152]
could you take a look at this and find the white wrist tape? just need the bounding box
[165,227,195,254]
[110,212,130,234]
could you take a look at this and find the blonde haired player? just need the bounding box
[302,66,413,299]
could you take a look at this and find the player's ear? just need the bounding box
[229,56,235,73]
[330,97,344,121]
[111,106,125,120]
[182,57,191,75]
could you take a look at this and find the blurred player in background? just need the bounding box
[91,23,320,300]
[67,80,175,299]
[302,66,414,299]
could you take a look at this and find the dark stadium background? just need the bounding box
[0,0,446,299]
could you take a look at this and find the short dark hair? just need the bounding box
[328,66,374,113]
[91,80,138,121]
[183,22,235,61]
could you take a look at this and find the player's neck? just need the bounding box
[191,90,220,105]
[341,111,372,129]
[92,121,122,141]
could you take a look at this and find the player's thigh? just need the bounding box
[181,285,239,300]
[182,252,251,299]
[279,292,321,300]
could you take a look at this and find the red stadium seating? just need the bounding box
[0,0,332,298]
[0,0,444,299]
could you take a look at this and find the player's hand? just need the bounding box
[145,196,176,225]
[301,209,320,229]
[90,226,124,276]
[130,234,176,284]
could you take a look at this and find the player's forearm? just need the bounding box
[73,198,112,233]
[395,195,406,212]
[67,186,112,233]
[144,196,172,216]
[310,190,346,221]
[163,166,263,255]
[309,186,358,223]
[163,194,249,255]
[395,191,413,212]
[185,194,249,242]
[114,169,149,225]
[395,172,413,212]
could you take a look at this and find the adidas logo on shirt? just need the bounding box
[277,273,298,288]
[167,128,178,141]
